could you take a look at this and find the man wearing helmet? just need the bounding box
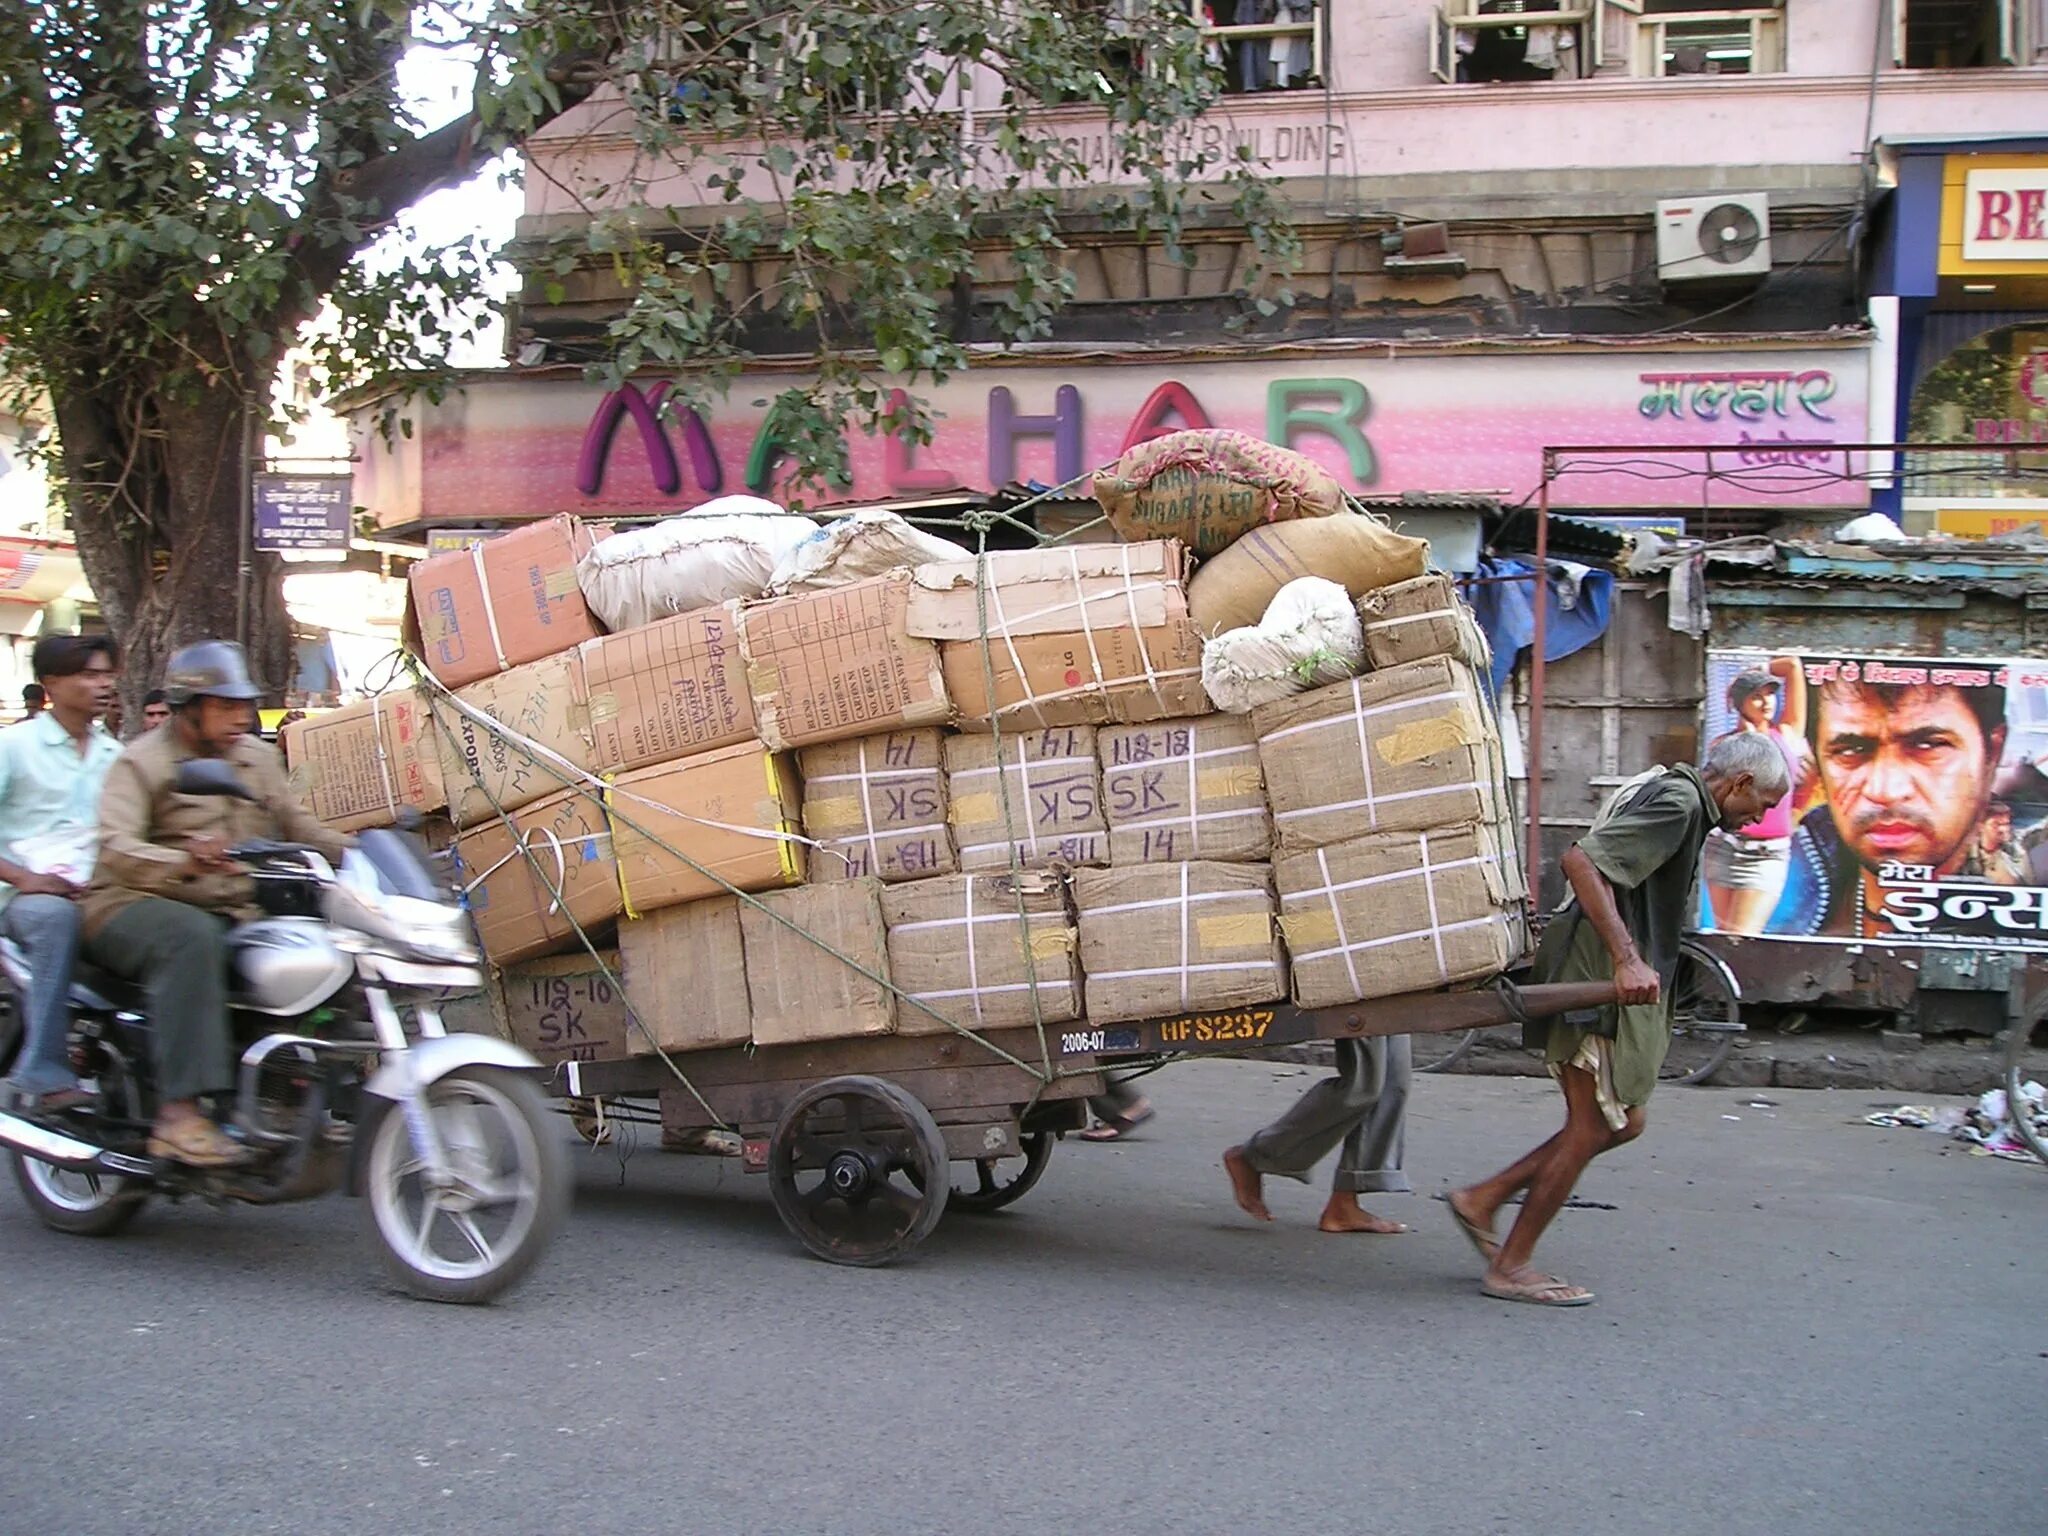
[80,642,348,1168]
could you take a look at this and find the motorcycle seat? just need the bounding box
[68,962,144,1013]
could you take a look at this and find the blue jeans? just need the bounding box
[3,894,82,1096]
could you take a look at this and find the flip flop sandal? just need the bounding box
[1480,1272,1595,1308]
[1078,1104,1156,1142]
[147,1119,252,1169]
[1446,1199,1500,1264]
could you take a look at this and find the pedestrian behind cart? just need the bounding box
[1447,733,1785,1307]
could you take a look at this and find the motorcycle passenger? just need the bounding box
[0,635,122,1111]
[80,642,348,1168]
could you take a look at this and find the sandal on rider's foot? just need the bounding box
[147,1117,252,1168]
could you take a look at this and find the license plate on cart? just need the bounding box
[1056,1008,1281,1057]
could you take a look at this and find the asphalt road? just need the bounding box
[1,1063,2041,1536]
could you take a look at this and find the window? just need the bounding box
[1188,2,1323,93]
[1630,3,1786,76]
[1895,0,2026,69]
[1431,3,1596,85]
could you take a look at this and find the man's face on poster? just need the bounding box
[1815,683,2005,875]
[1982,806,2013,853]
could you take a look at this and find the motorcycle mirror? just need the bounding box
[174,757,259,800]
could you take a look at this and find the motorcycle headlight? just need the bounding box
[375,893,481,964]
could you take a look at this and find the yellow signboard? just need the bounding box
[1932,506,2048,539]
[1940,154,2048,278]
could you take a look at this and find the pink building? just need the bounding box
[355,1,2048,547]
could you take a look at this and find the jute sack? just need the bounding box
[1093,430,1344,556]
[1187,512,1429,635]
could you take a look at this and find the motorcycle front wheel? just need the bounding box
[363,1066,567,1304]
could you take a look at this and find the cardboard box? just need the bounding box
[1074,862,1285,1024]
[881,871,1080,1035]
[908,541,1188,639]
[580,603,755,773]
[1356,574,1489,673]
[283,689,446,833]
[617,896,752,1054]
[1098,714,1270,865]
[609,743,805,917]
[495,950,632,1064]
[945,727,1109,871]
[405,515,605,688]
[912,541,1208,729]
[436,651,597,827]
[799,729,956,883]
[737,571,951,751]
[740,879,896,1047]
[1275,823,1522,1007]
[1253,657,1506,854]
[455,785,620,966]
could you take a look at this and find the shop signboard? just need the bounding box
[352,345,1877,529]
[253,473,353,554]
[1697,649,2048,950]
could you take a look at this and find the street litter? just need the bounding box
[1863,1082,2046,1163]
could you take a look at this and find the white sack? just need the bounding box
[1201,576,1364,715]
[768,509,973,594]
[575,495,814,630]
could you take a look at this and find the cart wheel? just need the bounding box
[767,1075,948,1267]
[948,1132,1054,1215]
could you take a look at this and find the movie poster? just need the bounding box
[1698,650,2048,948]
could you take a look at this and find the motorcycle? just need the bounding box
[0,758,567,1303]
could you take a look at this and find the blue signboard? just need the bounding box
[253,474,353,553]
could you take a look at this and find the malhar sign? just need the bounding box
[253,473,353,553]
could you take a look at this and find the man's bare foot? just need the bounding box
[1318,1192,1407,1234]
[1222,1145,1272,1222]
[1446,1188,1499,1263]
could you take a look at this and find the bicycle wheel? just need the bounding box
[1660,947,1741,1086]
[2001,1015,2048,1166]
[1413,1029,1479,1074]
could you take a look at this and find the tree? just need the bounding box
[0,2,1294,703]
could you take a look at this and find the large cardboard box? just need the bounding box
[740,879,896,1047]
[495,950,632,1064]
[1074,863,1286,1024]
[617,896,752,1054]
[1274,823,1521,1007]
[283,689,446,833]
[580,603,755,773]
[1098,714,1270,865]
[737,571,951,751]
[880,872,1080,1035]
[1253,657,1505,854]
[1356,574,1489,673]
[406,515,605,688]
[435,651,596,827]
[455,785,620,966]
[945,726,1109,871]
[911,542,1208,729]
[609,743,805,916]
[799,729,955,883]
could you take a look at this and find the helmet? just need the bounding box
[161,640,264,706]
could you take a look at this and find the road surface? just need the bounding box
[0,1062,2041,1535]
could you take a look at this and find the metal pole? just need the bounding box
[1526,457,1550,907]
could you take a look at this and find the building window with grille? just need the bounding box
[1432,2,1593,85]
[1895,0,2028,69]
[1634,2,1786,76]
[1191,2,1323,93]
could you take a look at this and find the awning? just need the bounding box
[0,536,91,607]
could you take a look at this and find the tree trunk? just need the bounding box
[54,366,294,720]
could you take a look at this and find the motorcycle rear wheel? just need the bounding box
[363,1066,567,1304]
[11,1152,148,1236]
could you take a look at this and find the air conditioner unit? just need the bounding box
[1655,194,1772,283]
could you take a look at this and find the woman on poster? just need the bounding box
[1702,658,1815,934]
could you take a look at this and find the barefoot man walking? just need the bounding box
[1446,733,1783,1306]
[1222,1035,1413,1236]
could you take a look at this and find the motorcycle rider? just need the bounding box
[80,642,348,1168]
[0,635,122,1111]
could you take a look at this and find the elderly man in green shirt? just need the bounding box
[1447,731,1786,1307]
[0,635,122,1110]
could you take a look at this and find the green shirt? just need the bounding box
[1528,764,1715,1107]
[0,711,122,911]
